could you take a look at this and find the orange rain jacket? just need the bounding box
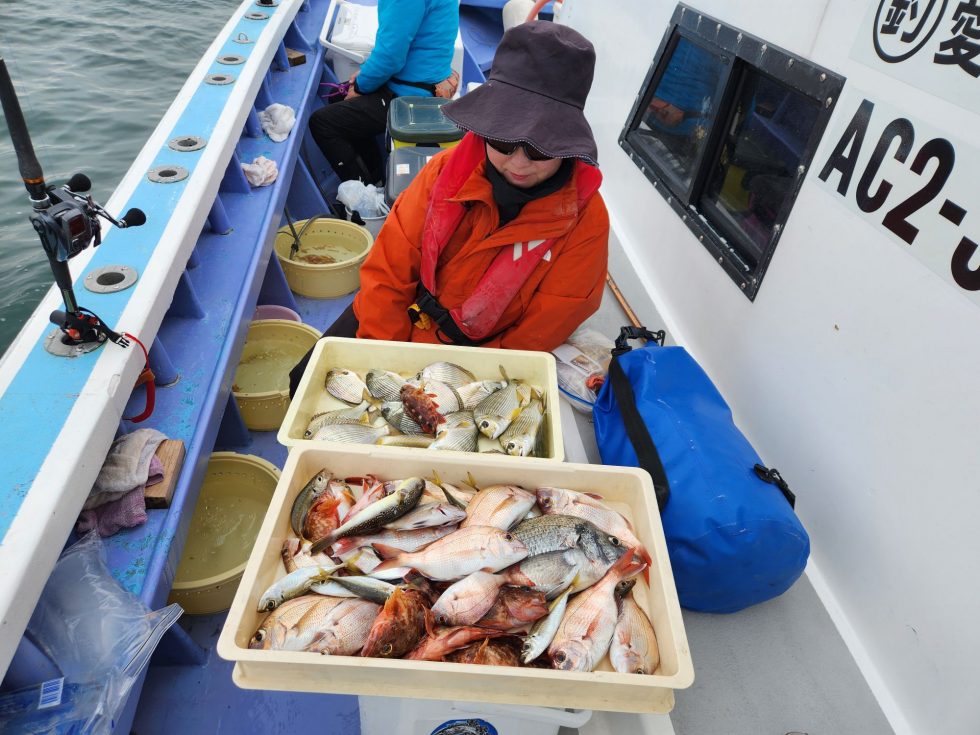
[353,138,609,351]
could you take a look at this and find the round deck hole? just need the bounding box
[148,165,189,184]
[206,73,235,85]
[97,272,125,286]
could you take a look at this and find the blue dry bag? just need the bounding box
[593,327,809,613]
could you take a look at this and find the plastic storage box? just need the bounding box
[387,96,465,148]
[385,146,442,207]
[279,337,565,460]
[216,445,694,714]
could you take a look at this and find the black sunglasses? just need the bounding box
[484,137,554,162]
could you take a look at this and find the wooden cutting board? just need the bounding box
[145,439,185,509]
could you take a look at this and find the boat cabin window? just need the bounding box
[620,5,845,299]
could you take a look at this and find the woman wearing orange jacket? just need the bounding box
[290,22,608,394]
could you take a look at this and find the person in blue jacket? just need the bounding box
[309,0,459,185]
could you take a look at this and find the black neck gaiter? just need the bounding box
[485,156,574,227]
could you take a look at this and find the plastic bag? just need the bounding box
[17,532,182,734]
[0,680,106,735]
[551,327,614,414]
[336,180,388,218]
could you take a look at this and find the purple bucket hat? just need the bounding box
[442,21,599,165]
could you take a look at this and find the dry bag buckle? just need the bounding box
[612,325,665,356]
[407,303,432,330]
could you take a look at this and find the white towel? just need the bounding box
[242,156,279,187]
[258,103,296,143]
[84,428,167,510]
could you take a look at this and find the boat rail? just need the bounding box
[0,0,328,683]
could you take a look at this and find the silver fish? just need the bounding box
[312,422,392,443]
[377,435,436,448]
[308,580,359,598]
[500,398,545,457]
[416,361,476,388]
[257,564,342,612]
[522,583,574,663]
[499,548,587,599]
[455,379,508,410]
[325,368,368,404]
[511,515,627,568]
[366,368,406,402]
[474,381,532,439]
[289,468,331,537]
[329,575,398,605]
[380,401,427,434]
[535,486,650,571]
[383,501,467,530]
[304,402,373,439]
[311,477,426,552]
[430,412,479,452]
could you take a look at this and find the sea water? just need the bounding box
[0,0,241,355]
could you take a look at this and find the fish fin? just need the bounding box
[465,472,479,491]
[637,546,653,585]
[498,364,510,382]
[423,607,437,637]
[584,492,605,500]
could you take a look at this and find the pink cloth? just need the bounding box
[76,487,147,538]
[76,451,166,537]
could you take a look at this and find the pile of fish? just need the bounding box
[304,361,547,457]
[250,468,661,675]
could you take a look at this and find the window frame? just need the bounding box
[619,4,846,300]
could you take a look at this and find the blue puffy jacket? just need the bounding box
[354,0,458,97]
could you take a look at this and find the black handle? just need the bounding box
[612,325,665,356]
[608,355,670,512]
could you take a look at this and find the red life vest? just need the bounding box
[417,131,602,342]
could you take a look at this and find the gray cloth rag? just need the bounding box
[84,428,167,510]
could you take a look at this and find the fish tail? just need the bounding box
[309,533,336,555]
[371,542,407,564]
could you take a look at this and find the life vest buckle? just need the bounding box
[407,303,432,330]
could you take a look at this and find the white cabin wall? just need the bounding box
[561,1,980,733]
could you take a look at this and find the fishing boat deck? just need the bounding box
[0,1,899,733]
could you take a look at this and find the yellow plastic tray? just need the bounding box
[216,445,693,714]
[278,337,565,461]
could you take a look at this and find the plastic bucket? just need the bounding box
[253,304,301,322]
[274,216,373,299]
[233,319,322,431]
[169,452,280,615]
[344,206,387,240]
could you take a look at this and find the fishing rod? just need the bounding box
[0,55,146,348]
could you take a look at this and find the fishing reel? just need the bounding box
[29,173,146,262]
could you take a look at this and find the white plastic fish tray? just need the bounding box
[216,445,694,714]
[278,337,565,461]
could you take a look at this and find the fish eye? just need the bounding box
[503,533,513,541]
[553,651,566,663]
[253,630,265,642]
[635,667,646,674]
[609,536,621,546]
[540,498,551,509]
[381,643,394,655]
